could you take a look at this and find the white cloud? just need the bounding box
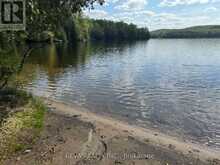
[115,0,148,11]
[84,9,109,19]
[103,0,120,6]
[84,0,220,30]
[160,0,210,7]
[204,6,218,12]
[148,13,219,30]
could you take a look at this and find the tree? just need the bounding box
[0,0,104,89]
[26,0,104,41]
[89,19,150,41]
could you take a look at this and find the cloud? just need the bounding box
[103,0,120,6]
[148,13,220,30]
[84,9,155,25]
[115,0,148,11]
[84,9,109,19]
[84,0,220,30]
[204,6,218,12]
[160,0,210,7]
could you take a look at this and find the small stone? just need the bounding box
[16,157,21,161]
[123,130,129,133]
[100,135,105,139]
[168,144,176,149]
[128,136,135,140]
[192,149,200,153]
[50,147,55,153]
[72,115,81,118]
[115,160,122,164]
[24,149,31,154]
[57,137,65,143]
[46,124,52,128]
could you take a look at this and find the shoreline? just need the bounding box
[45,99,219,162]
[4,98,220,165]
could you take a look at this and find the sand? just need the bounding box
[4,99,220,165]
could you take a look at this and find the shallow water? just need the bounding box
[22,39,220,149]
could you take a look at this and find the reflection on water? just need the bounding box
[22,39,220,149]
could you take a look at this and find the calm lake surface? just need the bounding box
[22,39,220,148]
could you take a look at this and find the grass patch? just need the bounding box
[0,94,46,162]
[0,89,31,124]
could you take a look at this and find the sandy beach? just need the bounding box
[4,99,220,165]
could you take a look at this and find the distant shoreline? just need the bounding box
[150,25,220,39]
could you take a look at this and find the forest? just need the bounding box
[89,19,150,41]
[0,16,150,43]
[55,16,150,42]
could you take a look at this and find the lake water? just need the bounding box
[22,39,220,149]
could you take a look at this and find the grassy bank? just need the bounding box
[0,90,46,162]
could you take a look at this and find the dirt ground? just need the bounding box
[4,100,220,165]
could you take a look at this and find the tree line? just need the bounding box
[89,19,150,41]
[61,17,150,42]
[150,25,220,38]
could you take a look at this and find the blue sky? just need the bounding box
[84,0,220,30]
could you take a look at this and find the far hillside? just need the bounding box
[150,25,220,38]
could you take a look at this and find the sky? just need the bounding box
[84,0,220,31]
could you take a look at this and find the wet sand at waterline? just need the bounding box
[4,99,220,165]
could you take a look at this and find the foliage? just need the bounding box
[0,94,46,162]
[26,0,104,41]
[0,89,31,123]
[63,15,90,42]
[0,41,38,90]
[151,25,220,38]
[0,0,104,88]
[89,19,150,41]
[61,17,150,42]
[0,43,20,90]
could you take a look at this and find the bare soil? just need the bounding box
[4,100,220,165]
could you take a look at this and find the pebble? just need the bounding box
[192,149,200,153]
[100,135,105,139]
[115,160,122,164]
[72,115,81,118]
[24,149,31,154]
[168,144,176,149]
[57,137,65,143]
